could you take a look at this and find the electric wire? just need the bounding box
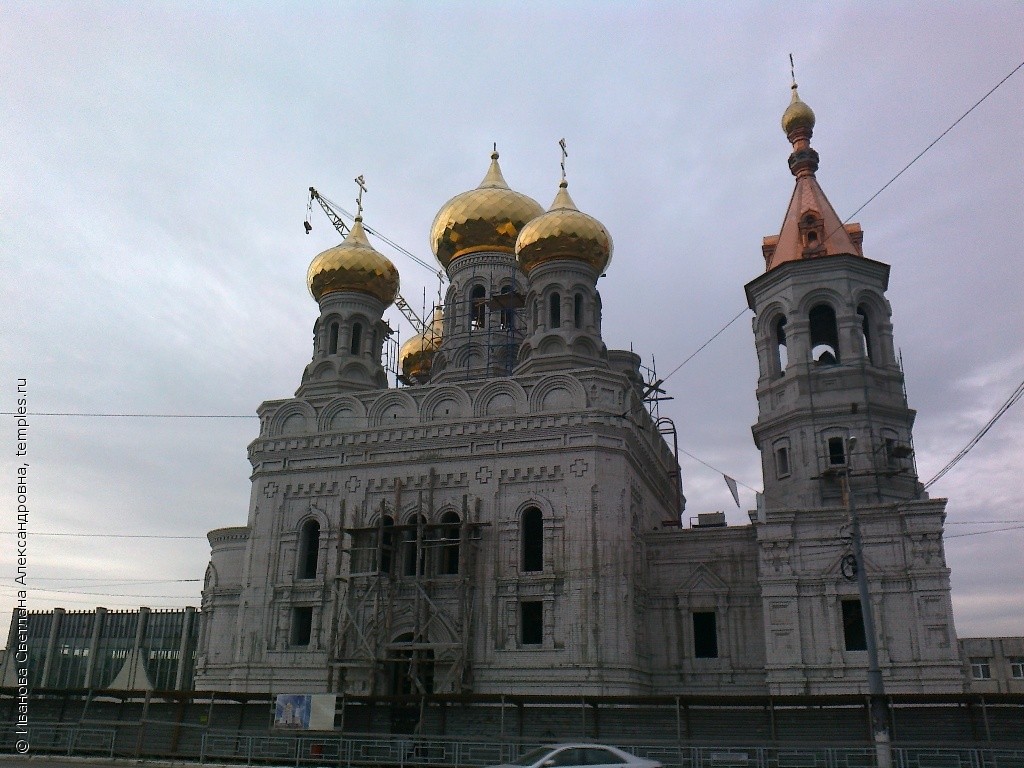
[0,531,206,539]
[923,376,1024,489]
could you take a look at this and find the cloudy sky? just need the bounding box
[2,2,1023,647]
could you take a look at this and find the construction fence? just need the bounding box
[1,689,1022,765]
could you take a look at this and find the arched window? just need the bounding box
[350,322,363,355]
[521,507,543,572]
[499,285,515,330]
[297,520,320,579]
[809,304,840,364]
[470,285,487,330]
[440,511,460,575]
[379,515,395,574]
[574,293,584,329]
[857,305,873,363]
[773,316,788,375]
[328,322,339,355]
[403,515,427,577]
[549,293,561,329]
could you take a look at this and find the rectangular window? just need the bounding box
[692,611,718,658]
[970,657,992,680]
[291,607,313,647]
[1009,657,1024,679]
[828,437,846,466]
[842,599,867,651]
[521,601,543,646]
[776,446,790,478]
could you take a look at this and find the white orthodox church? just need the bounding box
[194,85,966,697]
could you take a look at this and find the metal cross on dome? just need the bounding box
[559,138,568,181]
[354,174,367,217]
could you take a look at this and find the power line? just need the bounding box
[0,411,253,418]
[946,524,1024,540]
[0,531,206,540]
[841,58,1024,227]
[924,375,1024,489]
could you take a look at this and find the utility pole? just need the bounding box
[844,435,892,768]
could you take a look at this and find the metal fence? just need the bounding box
[4,723,1024,768]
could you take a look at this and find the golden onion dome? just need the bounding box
[782,85,816,135]
[306,217,400,305]
[399,308,444,382]
[430,151,544,271]
[515,180,613,275]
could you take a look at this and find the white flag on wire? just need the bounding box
[723,475,740,507]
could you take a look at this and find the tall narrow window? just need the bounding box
[379,515,395,574]
[521,601,543,645]
[549,293,561,329]
[692,611,718,658]
[574,293,583,329]
[521,507,543,572]
[297,520,320,579]
[857,306,873,363]
[809,304,840,364]
[828,437,846,466]
[499,285,515,330]
[291,607,313,647]
[350,322,363,355]
[470,285,487,329]
[440,511,460,575]
[328,322,339,355]
[775,446,790,478]
[403,515,427,577]
[774,316,788,375]
[842,599,867,651]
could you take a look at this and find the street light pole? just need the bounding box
[844,436,892,768]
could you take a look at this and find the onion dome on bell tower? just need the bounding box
[297,176,398,397]
[514,140,610,375]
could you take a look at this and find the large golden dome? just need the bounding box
[515,180,612,275]
[782,85,816,135]
[430,151,544,271]
[307,217,400,305]
[399,308,444,382]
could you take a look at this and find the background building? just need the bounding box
[1,606,198,691]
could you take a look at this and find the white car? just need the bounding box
[492,744,663,768]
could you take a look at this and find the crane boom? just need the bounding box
[307,187,428,333]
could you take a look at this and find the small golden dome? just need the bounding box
[307,217,400,305]
[399,308,444,382]
[782,85,816,135]
[430,151,544,271]
[515,180,613,275]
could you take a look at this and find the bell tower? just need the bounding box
[746,83,922,509]
[745,79,963,696]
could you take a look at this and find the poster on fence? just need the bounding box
[273,693,336,730]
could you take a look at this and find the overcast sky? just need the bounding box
[2,2,1023,649]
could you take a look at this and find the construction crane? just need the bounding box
[306,186,445,335]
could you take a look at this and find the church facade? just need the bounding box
[194,86,965,697]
